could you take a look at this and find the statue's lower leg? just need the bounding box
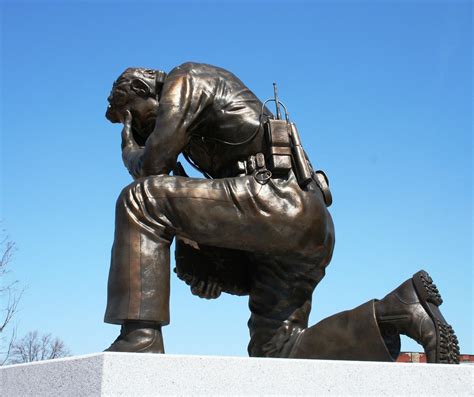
[288,299,394,361]
[104,182,172,354]
[287,270,459,363]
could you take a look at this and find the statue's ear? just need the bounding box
[130,79,150,97]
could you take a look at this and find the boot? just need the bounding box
[375,270,459,364]
[105,321,164,353]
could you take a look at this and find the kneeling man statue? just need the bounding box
[103,62,459,364]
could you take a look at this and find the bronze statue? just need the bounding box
[104,62,459,363]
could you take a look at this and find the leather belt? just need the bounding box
[234,153,272,185]
[232,153,332,206]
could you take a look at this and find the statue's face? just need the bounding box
[106,79,159,140]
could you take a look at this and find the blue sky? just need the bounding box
[1,1,472,357]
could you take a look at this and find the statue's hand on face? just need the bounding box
[107,74,159,145]
[125,94,159,141]
[120,109,136,150]
[117,107,130,124]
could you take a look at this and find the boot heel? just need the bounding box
[438,320,460,364]
[412,270,460,364]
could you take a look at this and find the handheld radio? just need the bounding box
[264,83,313,188]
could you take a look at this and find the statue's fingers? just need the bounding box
[191,281,202,296]
[203,280,215,299]
[183,274,194,285]
[191,281,206,297]
[123,109,132,126]
[211,283,222,299]
[197,280,205,291]
[208,281,218,298]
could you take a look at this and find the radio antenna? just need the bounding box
[273,82,282,120]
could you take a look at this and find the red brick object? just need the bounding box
[396,352,474,363]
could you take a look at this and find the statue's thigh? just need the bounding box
[139,174,266,250]
[138,174,330,259]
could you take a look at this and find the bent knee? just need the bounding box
[115,180,146,212]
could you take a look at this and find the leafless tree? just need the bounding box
[0,235,22,365]
[8,331,70,364]
[0,231,71,365]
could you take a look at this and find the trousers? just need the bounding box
[104,172,393,360]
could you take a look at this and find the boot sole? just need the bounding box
[412,270,460,364]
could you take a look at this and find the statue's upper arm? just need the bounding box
[141,74,194,176]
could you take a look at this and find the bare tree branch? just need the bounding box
[8,331,70,364]
[0,229,70,365]
[0,289,23,333]
[0,233,21,365]
[0,327,16,365]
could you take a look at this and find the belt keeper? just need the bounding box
[235,160,246,176]
[247,155,256,173]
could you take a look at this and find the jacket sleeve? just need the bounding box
[139,70,209,177]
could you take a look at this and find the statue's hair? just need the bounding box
[107,68,156,108]
[114,68,156,88]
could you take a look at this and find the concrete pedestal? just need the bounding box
[1,352,472,396]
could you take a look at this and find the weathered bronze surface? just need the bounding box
[103,62,459,363]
